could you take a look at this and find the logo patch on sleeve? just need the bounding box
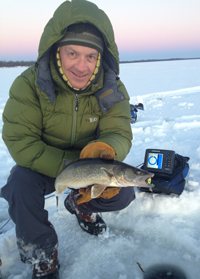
[86,117,98,123]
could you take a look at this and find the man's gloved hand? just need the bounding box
[79,142,116,160]
[77,142,120,204]
[76,186,121,205]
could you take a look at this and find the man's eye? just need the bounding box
[68,52,76,59]
[87,55,97,62]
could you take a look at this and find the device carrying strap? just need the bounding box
[172,154,190,176]
[170,153,190,181]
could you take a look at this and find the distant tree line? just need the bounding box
[120,57,200,64]
[0,57,200,67]
[0,61,35,67]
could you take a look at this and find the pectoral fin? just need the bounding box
[91,184,107,198]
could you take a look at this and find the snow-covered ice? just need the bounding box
[0,59,200,278]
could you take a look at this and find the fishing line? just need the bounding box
[0,218,11,234]
[136,162,143,168]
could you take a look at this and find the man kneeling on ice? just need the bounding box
[1,1,137,278]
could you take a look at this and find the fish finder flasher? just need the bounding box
[140,149,189,195]
[143,149,175,176]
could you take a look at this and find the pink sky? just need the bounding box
[1,0,200,61]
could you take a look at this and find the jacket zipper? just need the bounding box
[75,94,79,111]
[71,94,79,146]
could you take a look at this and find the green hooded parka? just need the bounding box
[2,0,132,178]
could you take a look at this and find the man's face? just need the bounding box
[59,45,99,89]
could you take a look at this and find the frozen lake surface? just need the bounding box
[0,59,200,279]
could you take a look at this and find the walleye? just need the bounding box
[55,158,154,198]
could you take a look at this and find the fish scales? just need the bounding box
[58,160,115,186]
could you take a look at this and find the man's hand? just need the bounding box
[77,142,120,204]
[76,186,121,205]
[79,142,116,160]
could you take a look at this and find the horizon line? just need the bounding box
[0,57,200,68]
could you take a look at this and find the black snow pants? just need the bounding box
[1,165,135,264]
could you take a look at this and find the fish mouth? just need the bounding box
[137,173,154,188]
[145,177,152,185]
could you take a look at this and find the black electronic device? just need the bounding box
[143,149,175,175]
[140,149,189,195]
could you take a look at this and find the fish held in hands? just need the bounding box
[55,158,154,198]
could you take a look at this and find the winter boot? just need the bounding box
[64,192,107,236]
[32,250,59,279]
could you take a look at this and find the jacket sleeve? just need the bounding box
[2,72,79,178]
[93,79,132,161]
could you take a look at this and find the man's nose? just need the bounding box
[75,57,87,72]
